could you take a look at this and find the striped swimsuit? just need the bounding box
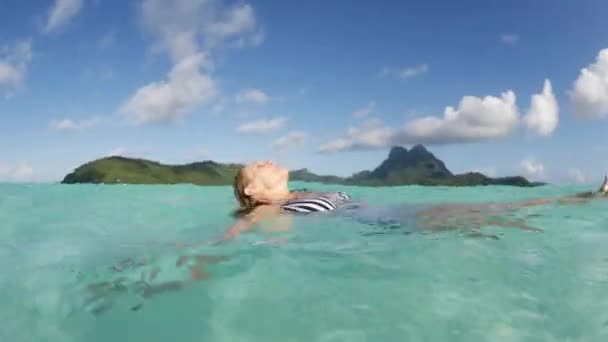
[280,191,352,213]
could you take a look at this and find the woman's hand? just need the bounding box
[221,217,256,241]
[220,205,288,243]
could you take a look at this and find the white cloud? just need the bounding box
[234,30,265,48]
[236,116,286,134]
[193,148,211,160]
[140,0,206,63]
[380,64,429,80]
[520,158,545,179]
[119,54,216,124]
[0,39,32,93]
[320,91,520,152]
[235,88,269,105]
[212,102,225,114]
[400,64,429,79]
[500,34,519,45]
[120,0,262,125]
[52,119,77,131]
[43,0,83,34]
[570,48,608,119]
[0,62,21,89]
[0,162,34,182]
[139,0,261,63]
[568,168,588,184]
[50,117,101,132]
[319,118,394,153]
[404,91,519,144]
[107,146,128,157]
[83,65,114,80]
[273,131,308,151]
[98,31,116,49]
[353,101,376,118]
[524,79,559,136]
[203,3,261,48]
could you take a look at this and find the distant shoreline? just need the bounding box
[61,145,540,188]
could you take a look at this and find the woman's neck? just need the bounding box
[256,184,314,204]
[260,186,297,203]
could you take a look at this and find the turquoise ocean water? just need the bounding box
[1,181,608,341]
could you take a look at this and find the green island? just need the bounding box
[61,145,542,187]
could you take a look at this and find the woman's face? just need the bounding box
[242,160,289,195]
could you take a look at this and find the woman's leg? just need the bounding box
[512,175,607,208]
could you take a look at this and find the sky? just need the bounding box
[1,0,607,184]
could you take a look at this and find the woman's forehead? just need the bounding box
[242,160,273,178]
[241,163,258,179]
[244,160,265,171]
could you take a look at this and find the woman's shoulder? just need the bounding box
[288,190,351,200]
[316,191,351,201]
[280,190,352,213]
[232,203,281,219]
[292,189,350,196]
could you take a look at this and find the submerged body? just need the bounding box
[279,191,352,213]
[224,160,608,240]
[84,174,608,315]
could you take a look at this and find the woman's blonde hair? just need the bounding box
[232,168,257,217]
[233,168,252,207]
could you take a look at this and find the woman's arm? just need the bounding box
[173,210,263,247]
[220,205,281,242]
[222,216,258,240]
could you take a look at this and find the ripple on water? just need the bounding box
[2,183,608,341]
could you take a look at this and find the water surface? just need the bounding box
[1,182,607,341]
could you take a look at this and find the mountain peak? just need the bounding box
[388,146,409,160]
[410,144,428,153]
[387,145,430,160]
[370,144,453,180]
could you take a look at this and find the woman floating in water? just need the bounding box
[224,160,353,240]
[222,160,608,241]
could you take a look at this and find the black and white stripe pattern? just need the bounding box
[280,192,350,213]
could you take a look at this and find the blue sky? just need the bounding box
[1,0,607,184]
